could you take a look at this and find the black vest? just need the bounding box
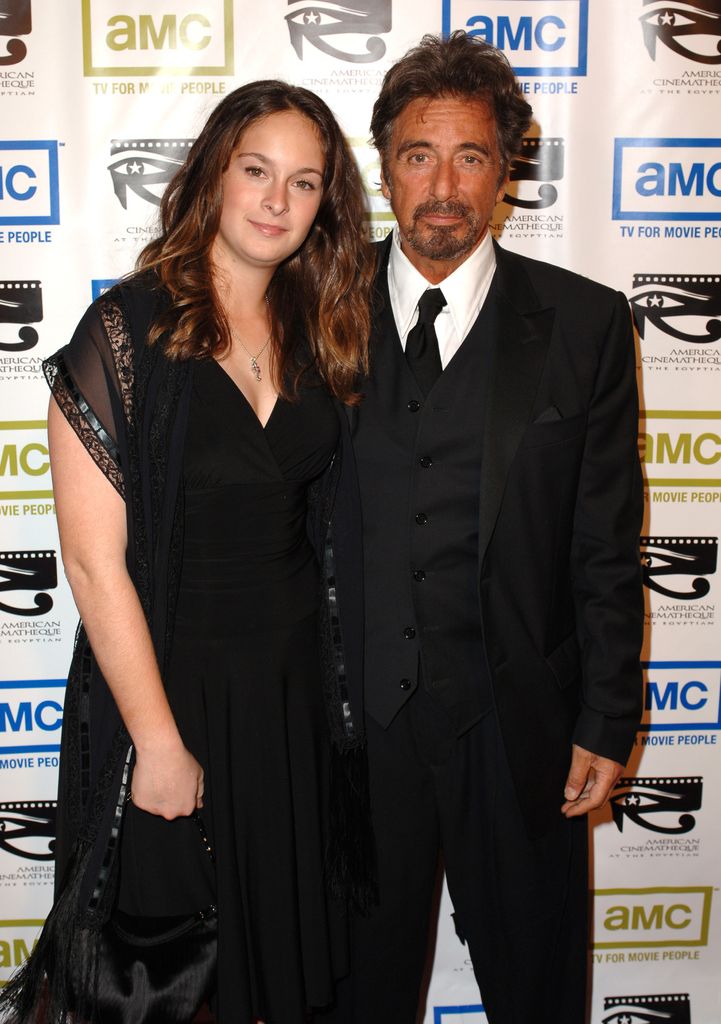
[354,270,497,735]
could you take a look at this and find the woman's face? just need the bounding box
[212,109,325,276]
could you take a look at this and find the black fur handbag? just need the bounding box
[81,812,217,1024]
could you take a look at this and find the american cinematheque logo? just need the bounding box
[108,139,193,209]
[503,137,564,209]
[0,280,41,351]
[640,1,721,64]
[641,536,717,599]
[492,138,564,241]
[0,800,56,860]
[0,0,30,65]
[601,993,691,1024]
[631,274,721,345]
[0,550,56,616]
[285,0,391,62]
[611,777,702,834]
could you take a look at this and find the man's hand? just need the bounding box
[561,743,624,818]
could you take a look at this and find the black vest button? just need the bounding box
[419,456,433,468]
[407,399,420,412]
[412,569,426,582]
[414,512,428,526]
[403,626,416,640]
[399,678,412,691]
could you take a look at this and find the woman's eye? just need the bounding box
[244,165,265,178]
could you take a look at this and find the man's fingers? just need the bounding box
[562,751,624,817]
[563,746,593,801]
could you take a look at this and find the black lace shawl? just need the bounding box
[1,276,373,1023]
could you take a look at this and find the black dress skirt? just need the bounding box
[117,358,346,1023]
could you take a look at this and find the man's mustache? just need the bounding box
[412,200,472,222]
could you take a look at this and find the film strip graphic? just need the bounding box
[641,536,717,600]
[630,274,721,344]
[0,550,57,616]
[610,777,703,835]
[504,137,564,210]
[0,799,56,861]
[602,992,690,1023]
[108,139,194,209]
[0,280,42,352]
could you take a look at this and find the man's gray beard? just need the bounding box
[404,213,483,262]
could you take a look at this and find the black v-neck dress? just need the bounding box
[117,358,344,1023]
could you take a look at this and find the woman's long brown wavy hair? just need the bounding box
[135,80,372,402]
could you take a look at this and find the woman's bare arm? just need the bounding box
[48,396,203,819]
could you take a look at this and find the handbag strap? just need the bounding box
[192,811,215,863]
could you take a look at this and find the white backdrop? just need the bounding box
[1,3,720,1022]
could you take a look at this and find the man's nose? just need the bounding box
[429,159,459,202]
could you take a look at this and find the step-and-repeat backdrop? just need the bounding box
[1,3,720,1022]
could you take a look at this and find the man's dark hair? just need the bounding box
[370,31,533,181]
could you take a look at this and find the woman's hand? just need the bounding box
[130,740,205,820]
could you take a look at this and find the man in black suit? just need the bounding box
[323,32,643,1024]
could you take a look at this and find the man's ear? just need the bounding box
[380,166,392,201]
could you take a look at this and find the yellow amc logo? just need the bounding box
[82,0,234,76]
[0,421,52,501]
[594,887,713,949]
[639,410,721,487]
[0,920,44,985]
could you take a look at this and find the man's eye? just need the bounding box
[408,153,428,164]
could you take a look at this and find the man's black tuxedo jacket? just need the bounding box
[332,237,644,838]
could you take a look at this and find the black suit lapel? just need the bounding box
[478,244,555,562]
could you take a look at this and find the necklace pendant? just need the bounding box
[250,356,262,382]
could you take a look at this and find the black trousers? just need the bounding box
[319,690,588,1024]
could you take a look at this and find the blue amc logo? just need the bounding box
[613,138,721,221]
[0,142,59,226]
[441,0,588,76]
[91,278,118,300]
[641,661,721,731]
[434,1007,486,1024]
[0,680,65,755]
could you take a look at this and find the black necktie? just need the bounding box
[405,288,446,396]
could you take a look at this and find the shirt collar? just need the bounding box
[387,227,496,341]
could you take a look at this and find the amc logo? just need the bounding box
[0,420,51,501]
[641,662,721,731]
[0,919,43,987]
[0,681,65,755]
[81,0,234,76]
[613,138,721,221]
[593,887,712,948]
[441,0,588,76]
[0,141,59,226]
[433,1007,486,1024]
[639,410,721,487]
[91,278,117,300]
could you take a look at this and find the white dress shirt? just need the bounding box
[386,226,497,369]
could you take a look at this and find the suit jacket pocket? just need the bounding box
[545,631,581,690]
[520,412,585,449]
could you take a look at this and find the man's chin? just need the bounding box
[406,232,479,262]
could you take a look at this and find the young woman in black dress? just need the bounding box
[3,81,373,1024]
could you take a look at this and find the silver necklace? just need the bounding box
[233,330,271,382]
[230,296,272,382]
